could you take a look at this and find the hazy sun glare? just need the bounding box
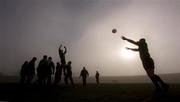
[120,48,136,60]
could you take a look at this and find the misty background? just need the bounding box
[0,0,180,77]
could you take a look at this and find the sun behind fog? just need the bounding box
[120,48,136,59]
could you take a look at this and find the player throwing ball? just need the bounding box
[121,36,169,93]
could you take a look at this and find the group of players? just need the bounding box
[20,44,100,86]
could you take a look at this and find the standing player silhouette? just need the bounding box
[80,67,89,86]
[95,71,100,85]
[20,61,29,84]
[121,36,169,92]
[53,62,63,85]
[27,57,37,85]
[47,57,55,85]
[65,61,74,85]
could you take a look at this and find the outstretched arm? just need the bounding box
[64,46,67,54]
[121,36,138,46]
[126,47,139,51]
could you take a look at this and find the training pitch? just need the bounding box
[0,83,179,102]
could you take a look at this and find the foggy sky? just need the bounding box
[0,0,180,76]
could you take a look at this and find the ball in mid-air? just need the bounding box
[112,29,117,33]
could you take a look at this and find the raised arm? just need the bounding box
[64,46,67,54]
[121,36,138,46]
[126,47,139,52]
[59,44,62,51]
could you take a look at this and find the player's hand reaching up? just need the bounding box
[125,47,131,50]
[121,36,127,40]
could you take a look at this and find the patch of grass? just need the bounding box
[0,83,179,102]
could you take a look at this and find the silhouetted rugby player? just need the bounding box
[54,62,63,85]
[80,67,89,86]
[20,61,29,84]
[95,71,100,85]
[58,44,67,66]
[122,36,169,92]
[27,57,37,84]
[64,61,74,85]
[37,55,48,85]
[58,44,67,83]
[47,57,55,85]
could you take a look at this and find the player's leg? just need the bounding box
[154,75,169,92]
[83,77,86,86]
[64,75,68,85]
[146,68,161,91]
[47,74,51,85]
[70,75,74,86]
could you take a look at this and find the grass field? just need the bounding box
[0,83,179,102]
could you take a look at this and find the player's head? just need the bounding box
[57,62,60,66]
[43,55,47,59]
[24,61,28,64]
[139,38,146,43]
[48,57,52,60]
[68,61,71,64]
[32,57,37,62]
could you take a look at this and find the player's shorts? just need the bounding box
[142,58,154,69]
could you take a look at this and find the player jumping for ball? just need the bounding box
[121,36,169,93]
[58,44,67,84]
